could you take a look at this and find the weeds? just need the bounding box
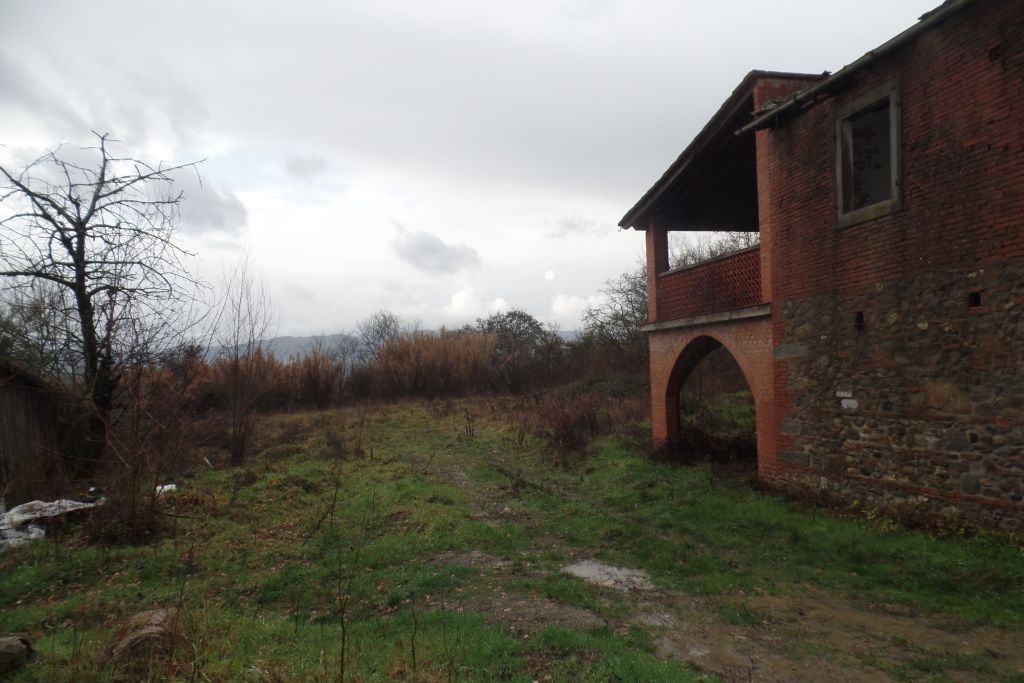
[440,587,455,683]
[515,414,529,450]
[2,402,1023,682]
[409,597,419,674]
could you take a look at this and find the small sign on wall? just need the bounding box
[836,384,857,410]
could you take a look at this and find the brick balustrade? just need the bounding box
[655,246,763,322]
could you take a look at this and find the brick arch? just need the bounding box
[647,317,775,473]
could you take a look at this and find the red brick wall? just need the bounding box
[766,3,1024,301]
[656,247,762,321]
[760,0,1024,530]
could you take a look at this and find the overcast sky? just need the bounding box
[1,0,938,335]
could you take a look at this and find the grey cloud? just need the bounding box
[550,215,604,239]
[2,1,939,205]
[171,169,247,235]
[286,156,329,180]
[392,225,479,274]
[0,52,87,134]
[1,43,209,161]
[119,60,209,150]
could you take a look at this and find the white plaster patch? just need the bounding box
[841,399,859,410]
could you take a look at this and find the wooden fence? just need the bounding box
[0,361,74,507]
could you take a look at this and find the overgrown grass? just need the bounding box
[1,400,1021,681]
[518,436,1024,625]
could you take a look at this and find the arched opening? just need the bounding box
[662,336,757,469]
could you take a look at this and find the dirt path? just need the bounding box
[637,585,1024,682]
[433,452,1024,681]
[439,549,1023,682]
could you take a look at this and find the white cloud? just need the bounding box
[443,286,509,322]
[550,292,606,329]
[445,286,480,317]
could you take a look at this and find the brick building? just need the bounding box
[620,0,1024,530]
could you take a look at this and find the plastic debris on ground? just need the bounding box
[0,498,104,552]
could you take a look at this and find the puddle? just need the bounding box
[561,559,654,591]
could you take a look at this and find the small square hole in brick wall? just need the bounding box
[854,311,865,332]
[968,290,984,309]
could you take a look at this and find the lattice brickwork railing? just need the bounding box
[656,246,762,321]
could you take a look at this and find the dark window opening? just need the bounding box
[840,98,892,211]
[835,80,901,228]
[968,290,984,309]
[854,311,866,332]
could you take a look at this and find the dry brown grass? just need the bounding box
[359,329,496,399]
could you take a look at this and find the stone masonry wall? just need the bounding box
[771,262,1024,530]
[760,1,1024,530]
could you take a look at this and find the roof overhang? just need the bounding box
[619,70,822,231]
[620,0,977,233]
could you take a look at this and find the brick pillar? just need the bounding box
[752,77,813,306]
[645,219,669,323]
[753,384,777,481]
[750,78,809,481]
[754,127,774,304]
[649,333,671,448]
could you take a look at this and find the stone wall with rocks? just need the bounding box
[767,262,1024,530]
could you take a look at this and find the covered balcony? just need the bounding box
[619,70,821,326]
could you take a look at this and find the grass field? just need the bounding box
[2,400,1023,681]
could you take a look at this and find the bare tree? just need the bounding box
[0,282,79,379]
[671,231,760,268]
[214,255,276,466]
[581,261,647,361]
[331,332,362,371]
[357,309,415,361]
[0,133,203,476]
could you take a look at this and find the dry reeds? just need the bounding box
[363,329,496,399]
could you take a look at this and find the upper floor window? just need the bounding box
[835,80,902,227]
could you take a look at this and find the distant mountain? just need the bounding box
[205,333,356,361]
[263,334,357,359]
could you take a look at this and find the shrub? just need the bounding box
[540,393,603,455]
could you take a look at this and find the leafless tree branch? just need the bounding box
[0,132,208,476]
